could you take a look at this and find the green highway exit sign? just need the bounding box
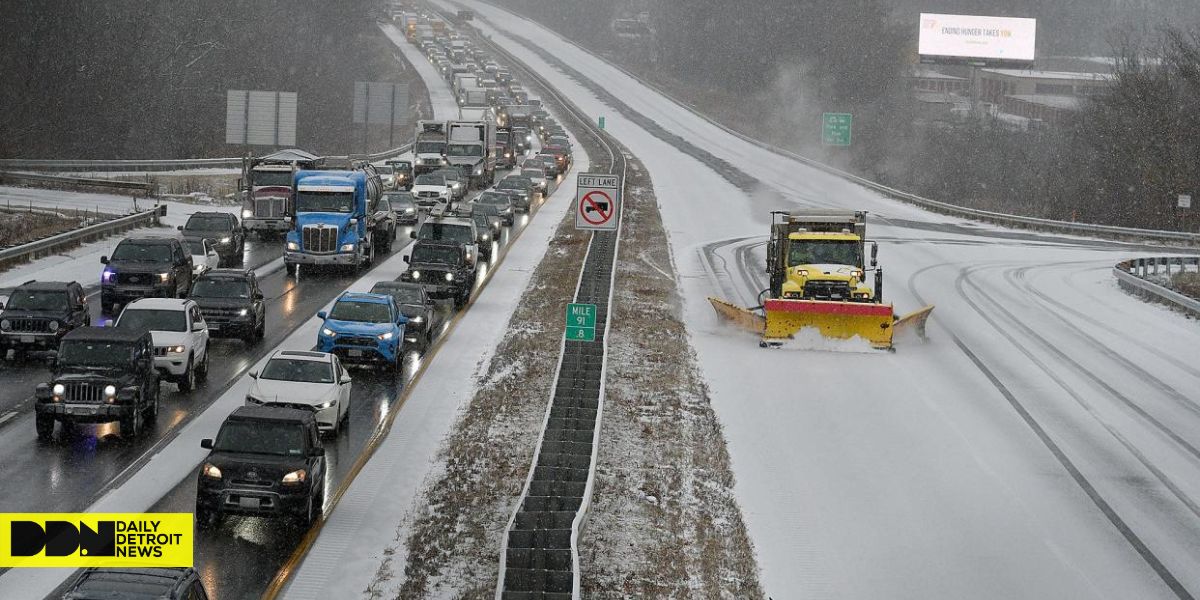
[822,113,852,146]
[566,303,597,341]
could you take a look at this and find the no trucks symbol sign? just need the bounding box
[575,173,621,231]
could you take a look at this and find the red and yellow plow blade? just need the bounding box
[707,297,935,350]
[762,299,895,348]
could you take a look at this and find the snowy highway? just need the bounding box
[451,2,1200,597]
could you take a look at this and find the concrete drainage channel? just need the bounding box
[467,17,629,600]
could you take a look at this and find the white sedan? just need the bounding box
[187,239,220,277]
[246,350,352,435]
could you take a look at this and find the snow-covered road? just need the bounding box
[459,2,1200,597]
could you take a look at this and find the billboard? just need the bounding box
[919,14,1036,67]
[226,90,298,146]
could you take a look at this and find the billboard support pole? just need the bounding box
[388,84,397,149]
[970,66,982,119]
[363,84,371,151]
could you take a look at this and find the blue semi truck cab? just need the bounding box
[284,166,382,275]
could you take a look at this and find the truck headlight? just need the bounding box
[281,469,307,485]
[411,271,421,280]
[287,242,299,251]
[102,270,116,283]
[405,208,415,214]
[202,463,222,479]
[378,331,394,341]
[48,320,60,332]
[474,168,482,176]
[321,327,336,337]
[410,315,423,324]
[444,272,455,282]
[796,269,809,277]
[242,209,253,219]
[0,319,10,331]
[238,308,249,317]
[851,270,864,280]
[104,385,117,398]
[168,345,186,354]
[481,233,490,241]
[159,273,171,283]
[341,243,356,252]
[53,383,65,397]
[219,237,232,244]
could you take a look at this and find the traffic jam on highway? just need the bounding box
[0,10,574,597]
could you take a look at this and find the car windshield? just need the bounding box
[214,420,306,456]
[411,244,462,264]
[497,180,525,191]
[185,216,230,231]
[187,240,209,255]
[110,242,171,262]
[446,144,483,157]
[375,166,393,174]
[260,358,334,384]
[58,340,135,367]
[415,175,445,186]
[296,191,353,213]
[522,169,543,179]
[117,308,188,332]
[418,222,474,244]
[415,141,445,154]
[788,240,861,267]
[6,290,67,311]
[477,193,509,205]
[252,170,293,187]
[372,285,425,304]
[329,300,391,323]
[192,278,250,298]
[434,171,461,182]
[386,194,415,210]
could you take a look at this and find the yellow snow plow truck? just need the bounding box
[708,210,933,349]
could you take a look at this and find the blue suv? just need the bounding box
[317,292,408,373]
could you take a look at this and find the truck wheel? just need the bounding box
[35,415,54,441]
[144,389,159,422]
[196,505,218,530]
[286,262,297,276]
[197,351,209,381]
[120,410,143,438]
[178,354,196,392]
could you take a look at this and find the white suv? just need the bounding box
[246,350,352,434]
[115,298,209,392]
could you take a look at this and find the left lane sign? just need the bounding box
[575,172,621,231]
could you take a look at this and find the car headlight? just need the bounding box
[202,463,222,479]
[0,319,9,331]
[238,308,249,317]
[219,237,232,244]
[341,243,357,252]
[796,269,809,277]
[481,233,490,241]
[104,385,116,398]
[321,327,336,337]
[159,273,171,283]
[314,400,336,410]
[287,241,299,251]
[52,383,65,397]
[851,270,864,280]
[474,168,482,175]
[378,331,394,341]
[405,208,415,214]
[411,270,421,280]
[102,270,116,283]
[168,345,186,354]
[410,315,423,324]
[48,320,60,332]
[526,135,532,142]
[444,272,455,282]
[242,209,253,219]
[452,182,461,190]
[281,469,307,485]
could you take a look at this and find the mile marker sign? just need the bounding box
[575,173,621,231]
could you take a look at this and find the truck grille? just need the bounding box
[8,318,51,333]
[199,307,243,321]
[302,226,337,253]
[338,336,376,347]
[63,382,106,404]
[255,197,287,218]
[802,280,853,301]
[116,273,157,286]
[154,346,170,357]
[417,190,441,199]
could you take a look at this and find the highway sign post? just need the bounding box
[822,113,852,147]
[575,173,622,231]
[566,303,597,342]
[1179,194,1192,209]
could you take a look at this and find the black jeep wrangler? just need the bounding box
[100,237,194,315]
[63,567,208,600]
[400,240,475,308]
[189,269,266,344]
[35,327,160,441]
[0,280,89,360]
[196,406,326,527]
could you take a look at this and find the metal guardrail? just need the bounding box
[0,143,415,174]
[477,1,1200,246]
[0,171,156,196]
[0,205,166,270]
[1113,256,1200,317]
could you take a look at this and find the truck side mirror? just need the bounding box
[100,256,109,264]
[403,255,410,263]
[200,438,214,450]
[177,225,184,231]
